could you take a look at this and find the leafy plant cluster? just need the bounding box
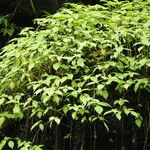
[0,137,42,150]
[0,15,17,49]
[0,0,150,149]
[0,15,15,37]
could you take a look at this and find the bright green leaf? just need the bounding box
[94,105,103,114]
[8,141,14,149]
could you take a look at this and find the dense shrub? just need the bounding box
[0,0,150,149]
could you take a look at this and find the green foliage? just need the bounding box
[0,16,15,37]
[0,0,149,148]
[0,137,43,150]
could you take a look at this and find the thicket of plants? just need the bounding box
[0,0,150,149]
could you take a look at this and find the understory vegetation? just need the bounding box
[0,15,17,48]
[0,0,150,149]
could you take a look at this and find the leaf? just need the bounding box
[141,36,150,46]
[124,83,130,90]
[15,94,22,101]
[63,134,71,140]
[81,116,86,123]
[63,106,69,114]
[124,108,131,115]
[31,120,41,131]
[67,74,73,80]
[53,62,61,71]
[101,49,106,55]
[98,101,111,107]
[54,79,60,87]
[79,109,85,115]
[28,62,35,71]
[55,117,60,125]
[61,77,68,83]
[37,111,42,118]
[20,147,28,150]
[94,105,103,114]
[114,99,128,106]
[0,137,7,149]
[130,111,138,118]
[134,81,141,92]
[13,104,21,114]
[90,76,98,83]
[0,98,5,105]
[71,80,77,88]
[116,113,121,120]
[114,46,123,58]
[0,116,5,127]
[135,119,142,128]
[77,58,84,67]
[97,84,104,90]
[49,116,60,125]
[72,112,77,120]
[80,94,88,105]
[10,82,15,89]
[35,89,43,95]
[39,124,44,131]
[102,90,108,100]
[53,95,60,104]
[103,121,109,131]
[8,141,14,149]
[32,101,38,108]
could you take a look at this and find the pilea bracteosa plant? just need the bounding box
[0,0,150,149]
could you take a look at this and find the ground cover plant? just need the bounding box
[0,0,150,149]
